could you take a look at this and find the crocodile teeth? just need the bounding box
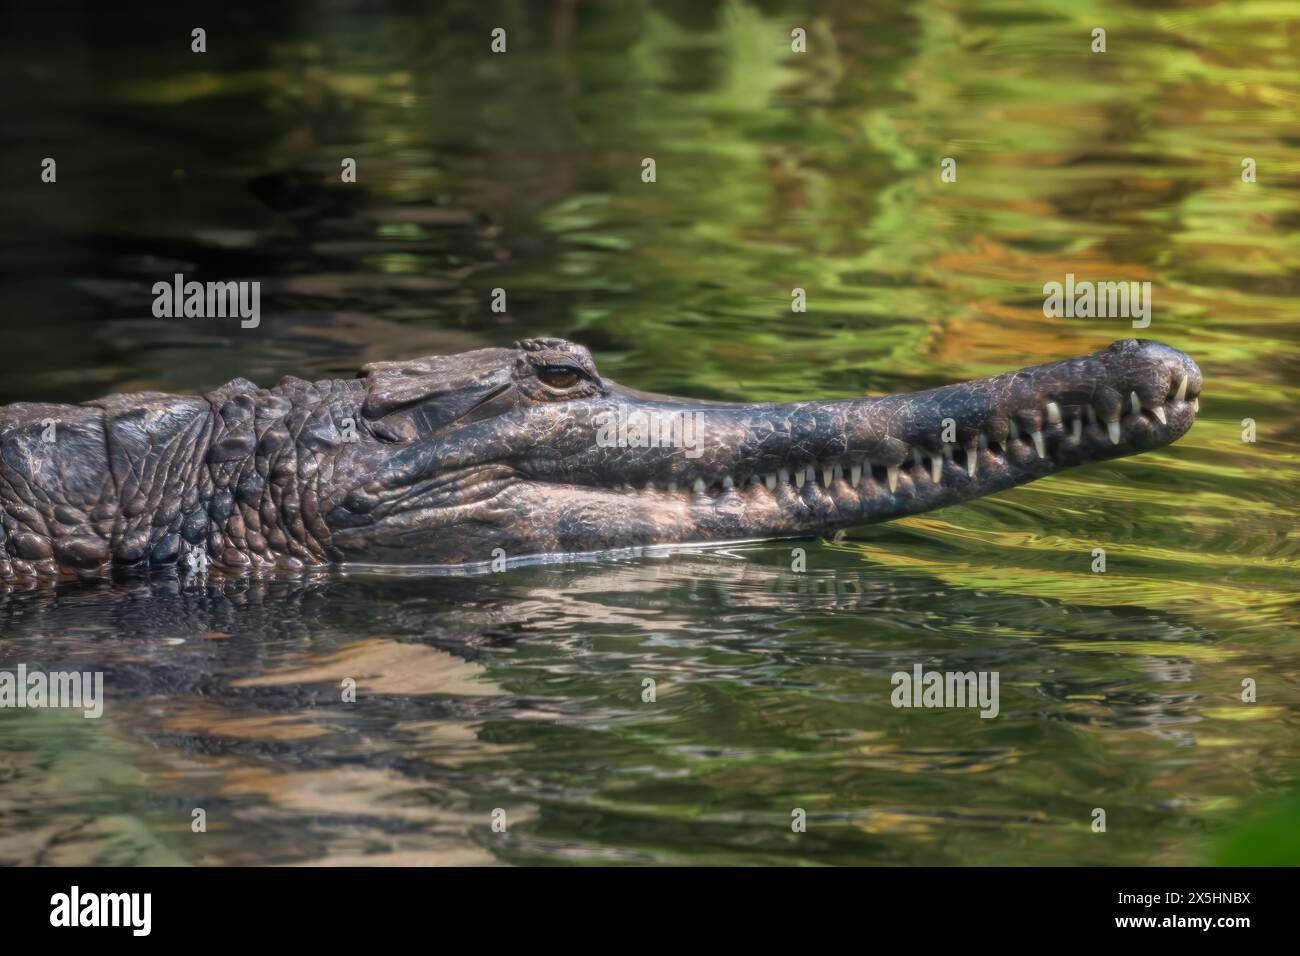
[794,467,805,489]
[764,474,777,491]
[1175,374,1188,402]
[779,467,790,485]
[1130,391,1142,417]
[1191,397,1199,413]
[886,465,900,492]
[849,463,862,486]
[1107,420,1121,445]
[1031,430,1046,459]
[930,455,942,483]
[966,445,978,477]
[1071,418,1082,442]
[1153,405,1167,425]
[821,465,833,488]
[832,463,843,485]
[807,465,818,487]
[1045,401,1062,424]
[692,477,706,495]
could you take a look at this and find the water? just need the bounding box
[1,0,1298,865]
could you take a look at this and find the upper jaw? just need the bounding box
[517,338,1201,499]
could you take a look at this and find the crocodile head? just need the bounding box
[325,337,1202,567]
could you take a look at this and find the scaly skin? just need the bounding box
[0,338,1201,577]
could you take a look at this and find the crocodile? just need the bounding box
[0,337,1201,577]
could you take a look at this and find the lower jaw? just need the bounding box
[341,412,1191,565]
[498,421,1190,557]
[479,452,1064,560]
[563,453,1049,546]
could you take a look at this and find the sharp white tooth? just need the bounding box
[764,474,777,491]
[1086,405,1098,424]
[1045,401,1062,424]
[794,467,805,489]
[1130,391,1142,417]
[722,475,734,490]
[930,456,942,483]
[1071,418,1082,442]
[886,465,899,492]
[849,463,862,486]
[1009,420,1020,440]
[807,465,818,487]
[779,467,790,485]
[692,477,706,495]
[1175,374,1188,402]
[821,465,833,488]
[912,448,924,469]
[1153,405,1167,425]
[1107,420,1121,445]
[1191,397,1199,413]
[1031,430,1046,459]
[966,445,978,477]
[832,463,843,484]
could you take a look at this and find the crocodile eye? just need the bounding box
[538,366,581,390]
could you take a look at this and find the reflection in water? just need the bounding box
[0,0,1298,864]
[1,543,1293,866]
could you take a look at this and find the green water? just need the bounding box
[0,0,1297,865]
